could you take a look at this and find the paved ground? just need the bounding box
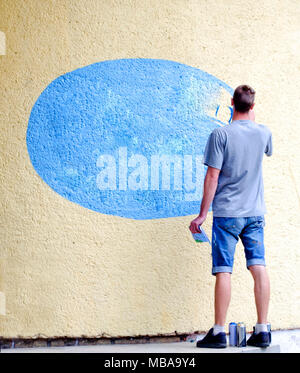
[2,329,300,353]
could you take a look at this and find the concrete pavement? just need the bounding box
[2,329,300,353]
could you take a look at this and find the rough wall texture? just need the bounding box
[0,0,299,338]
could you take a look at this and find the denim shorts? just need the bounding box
[211,216,266,276]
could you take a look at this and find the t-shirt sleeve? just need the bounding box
[202,129,225,170]
[265,131,273,157]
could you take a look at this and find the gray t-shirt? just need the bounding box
[202,120,273,217]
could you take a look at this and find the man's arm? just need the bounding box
[189,166,220,233]
[199,166,220,218]
[189,128,224,233]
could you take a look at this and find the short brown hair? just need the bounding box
[233,85,255,113]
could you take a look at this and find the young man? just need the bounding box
[189,85,273,348]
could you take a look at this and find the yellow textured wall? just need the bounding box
[0,0,300,338]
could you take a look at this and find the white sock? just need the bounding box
[212,324,225,335]
[255,323,268,334]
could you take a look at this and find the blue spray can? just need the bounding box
[237,322,247,347]
[267,322,271,343]
[229,322,237,346]
[191,225,211,244]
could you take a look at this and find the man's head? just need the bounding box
[231,84,255,113]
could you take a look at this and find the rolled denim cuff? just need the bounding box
[246,258,266,269]
[212,266,233,276]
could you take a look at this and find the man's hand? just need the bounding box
[189,215,206,233]
[188,166,220,234]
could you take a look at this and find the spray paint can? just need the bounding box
[267,323,271,343]
[237,322,246,347]
[229,322,237,346]
[191,225,211,243]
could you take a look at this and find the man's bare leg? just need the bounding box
[246,264,271,346]
[249,265,270,324]
[214,272,231,326]
[196,272,229,347]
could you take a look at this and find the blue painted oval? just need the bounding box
[26,58,233,220]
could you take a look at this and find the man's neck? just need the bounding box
[232,111,252,121]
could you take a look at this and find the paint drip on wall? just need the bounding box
[26,58,233,219]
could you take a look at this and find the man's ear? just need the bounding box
[231,98,234,106]
[250,103,255,110]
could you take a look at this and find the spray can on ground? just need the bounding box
[267,322,271,343]
[229,322,237,346]
[237,322,246,347]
